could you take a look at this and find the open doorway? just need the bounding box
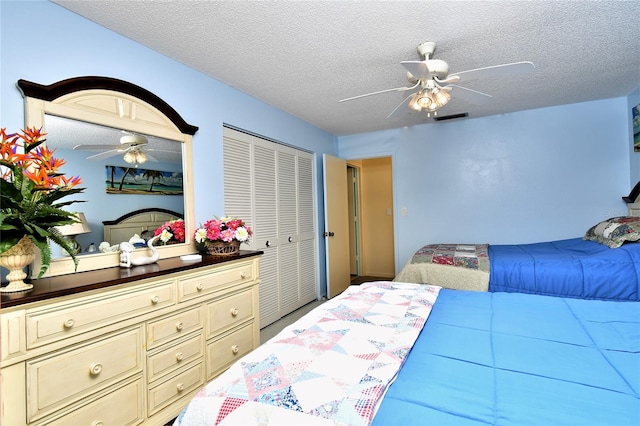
[347,157,395,284]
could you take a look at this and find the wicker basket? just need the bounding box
[204,240,240,257]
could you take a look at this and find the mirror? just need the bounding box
[45,115,184,252]
[19,76,198,277]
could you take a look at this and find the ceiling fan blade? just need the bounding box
[446,85,493,105]
[74,144,121,151]
[449,61,535,81]
[86,149,123,161]
[400,61,430,79]
[137,152,157,163]
[386,93,415,119]
[339,81,420,102]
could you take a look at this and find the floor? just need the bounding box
[260,298,326,344]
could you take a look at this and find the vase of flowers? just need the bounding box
[194,216,252,257]
[0,127,84,292]
[153,219,186,245]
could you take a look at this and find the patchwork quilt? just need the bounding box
[173,282,441,426]
[393,244,490,290]
[410,243,490,272]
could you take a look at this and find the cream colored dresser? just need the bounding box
[0,252,261,426]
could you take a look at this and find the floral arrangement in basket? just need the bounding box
[153,219,185,245]
[194,216,252,257]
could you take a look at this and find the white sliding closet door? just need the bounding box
[223,127,317,329]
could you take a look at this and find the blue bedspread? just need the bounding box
[488,238,640,301]
[373,289,640,426]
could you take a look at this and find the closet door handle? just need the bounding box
[265,240,270,247]
[288,236,293,242]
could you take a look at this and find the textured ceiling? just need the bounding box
[53,0,640,136]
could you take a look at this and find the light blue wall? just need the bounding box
[1,1,337,292]
[339,98,631,270]
[628,87,640,185]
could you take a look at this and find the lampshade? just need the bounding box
[57,212,91,236]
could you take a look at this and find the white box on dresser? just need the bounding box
[0,252,261,426]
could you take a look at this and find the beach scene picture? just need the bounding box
[105,165,183,195]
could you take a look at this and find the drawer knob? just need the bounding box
[92,421,104,426]
[196,283,204,291]
[240,271,247,279]
[151,295,160,304]
[177,383,185,392]
[232,345,240,354]
[63,319,75,328]
[89,363,103,376]
[230,307,239,317]
[176,352,184,362]
[176,321,184,331]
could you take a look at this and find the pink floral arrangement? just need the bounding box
[154,219,186,244]
[194,216,252,245]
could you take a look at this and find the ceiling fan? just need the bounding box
[339,41,535,119]
[74,132,171,166]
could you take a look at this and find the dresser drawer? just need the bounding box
[148,362,204,416]
[205,289,254,339]
[147,306,202,349]
[41,376,144,426]
[206,322,255,379]
[147,332,204,382]
[26,282,174,349]
[27,326,143,422]
[178,262,253,301]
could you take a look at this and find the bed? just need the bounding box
[101,207,183,245]
[173,281,640,425]
[394,216,640,301]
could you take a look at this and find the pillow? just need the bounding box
[583,216,640,248]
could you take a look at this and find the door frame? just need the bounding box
[341,153,399,277]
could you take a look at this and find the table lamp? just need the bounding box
[57,212,92,255]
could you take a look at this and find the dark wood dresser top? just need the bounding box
[1,251,262,308]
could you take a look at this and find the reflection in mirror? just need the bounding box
[44,115,185,258]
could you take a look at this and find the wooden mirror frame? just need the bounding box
[18,76,198,277]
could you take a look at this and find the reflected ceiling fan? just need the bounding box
[74,132,167,166]
[339,41,535,119]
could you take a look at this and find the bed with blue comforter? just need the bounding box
[488,237,640,300]
[174,282,639,426]
[373,288,640,425]
[395,216,640,301]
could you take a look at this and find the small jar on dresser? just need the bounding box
[0,252,261,426]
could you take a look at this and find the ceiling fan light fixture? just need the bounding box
[136,151,148,164]
[432,88,451,106]
[416,91,432,109]
[123,149,147,166]
[408,93,423,111]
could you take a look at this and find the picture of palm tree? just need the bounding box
[105,166,183,195]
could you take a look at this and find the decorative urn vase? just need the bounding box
[0,235,36,292]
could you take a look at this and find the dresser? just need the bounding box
[0,252,261,426]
